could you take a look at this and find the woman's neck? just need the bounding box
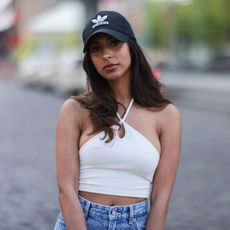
[108,75,132,106]
[112,86,132,106]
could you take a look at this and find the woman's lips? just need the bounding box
[103,63,118,71]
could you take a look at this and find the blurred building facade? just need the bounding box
[0,0,20,76]
[15,0,89,92]
[16,0,60,41]
[0,0,19,58]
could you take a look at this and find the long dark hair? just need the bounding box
[71,39,171,142]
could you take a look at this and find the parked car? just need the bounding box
[54,51,86,94]
[205,54,230,72]
[18,50,87,94]
[17,52,57,89]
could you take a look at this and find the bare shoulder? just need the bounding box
[58,98,86,127]
[60,98,82,113]
[158,103,181,128]
[161,103,180,118]
[60,97,86,115]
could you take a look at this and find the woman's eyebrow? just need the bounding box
[106,35,117,41]
[89,40,100,45]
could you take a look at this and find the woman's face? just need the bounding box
[88,34,131,82]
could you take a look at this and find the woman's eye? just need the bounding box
[90,45,100,53]
[111,40,120,47]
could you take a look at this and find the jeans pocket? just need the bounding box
[55,213,66,228]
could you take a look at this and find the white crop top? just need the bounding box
[78,99,160,198]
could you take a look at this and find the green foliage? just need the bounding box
[146,3,172,47]
[13,32,81,61]
[146,0,230,48]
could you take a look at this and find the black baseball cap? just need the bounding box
[82,11,136,53]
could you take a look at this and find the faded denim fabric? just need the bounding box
[54,195,149,230]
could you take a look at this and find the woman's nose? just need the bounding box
[102,48,112,59]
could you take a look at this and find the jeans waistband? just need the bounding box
[79,195,149,222]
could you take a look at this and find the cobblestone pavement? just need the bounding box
[0,73,230,230]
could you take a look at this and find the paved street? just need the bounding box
[163,71,230,230]
[0,71,230,230]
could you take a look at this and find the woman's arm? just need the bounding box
[56,99,87,230]
[146,104,181,230]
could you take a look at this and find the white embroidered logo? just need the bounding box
[92,15,109,28]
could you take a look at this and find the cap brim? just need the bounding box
[83,29,129,53]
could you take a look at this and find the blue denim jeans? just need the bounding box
[54,195,149,230]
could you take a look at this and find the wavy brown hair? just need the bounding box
[71,39,171,142]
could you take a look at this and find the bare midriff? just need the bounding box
[79,191,146,206]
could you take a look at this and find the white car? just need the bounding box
[54,51,87,94]
[17,53,57,89]
[18,50,87,94]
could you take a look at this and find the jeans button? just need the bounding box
[112,210,117,216]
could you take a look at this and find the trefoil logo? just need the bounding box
[92,15,109,28]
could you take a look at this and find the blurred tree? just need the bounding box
[175,0,230,47]
[146,0,230,49]
[146,3,166,47]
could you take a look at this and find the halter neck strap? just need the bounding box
[116,98,134,124]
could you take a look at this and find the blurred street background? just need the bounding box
[0,0,230,229]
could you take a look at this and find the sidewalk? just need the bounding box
[160,71,230,114]
[160,71,230,93]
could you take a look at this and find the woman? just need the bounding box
[54,10,181,230]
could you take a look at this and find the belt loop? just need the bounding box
[129,205,134,224]
[84,200,91,219]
